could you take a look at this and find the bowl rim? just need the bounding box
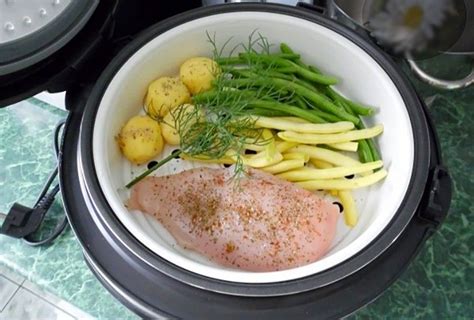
[78,3,431,297]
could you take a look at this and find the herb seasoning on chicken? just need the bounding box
[128,167,339,272]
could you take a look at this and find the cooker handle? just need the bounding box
[296,1,327,15]
[226,0,318,5]
[225,0,327,14]
[407,58,474,90]
[417,165,452,229]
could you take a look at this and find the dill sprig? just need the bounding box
[177,79,264,179]
[126,31,308,188]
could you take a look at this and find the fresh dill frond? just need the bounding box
[256,32,273,54]
[177,80,264,177]
[128,31,293,188]
[206,31,236,60]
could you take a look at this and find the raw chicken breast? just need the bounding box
[128,167,339,272]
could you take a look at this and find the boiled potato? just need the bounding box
[161,104,200,145]
[117,115,164,165]
[144,77,190,118]
[180,57,220,94]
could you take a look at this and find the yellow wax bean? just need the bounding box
[278,124,383,144]
[339,190,358,227]
[326,142,359,152]
[181,155,235,165]
[255,116,355,134]
[240,151,283,168]
[262,159,305,174]
[282,152,310,162]
[276,141,298,153]
[277,161,383,181]
[276,117,310,123]
[310,158,334,169]
[296,169,388,191]
[289,145,361,167]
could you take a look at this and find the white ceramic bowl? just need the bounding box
[92,11,414,284]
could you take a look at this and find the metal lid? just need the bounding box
[0,0,203,108]
[0,0,99,76]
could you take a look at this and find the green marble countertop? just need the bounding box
[0,58,472,319]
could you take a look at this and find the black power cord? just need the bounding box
[0,120,68,246]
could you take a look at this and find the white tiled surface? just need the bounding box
[22,281,94,320]
[0,265,94,320]
[0,276,19,311]
[0,288,75,320]
[0,265,25,286]
[34,92,66,110]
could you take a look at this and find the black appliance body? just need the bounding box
[0,2,452,319]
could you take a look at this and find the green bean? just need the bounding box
[217,53,301,65]
[266,65,330,97]
[336,99,375,163]
[239,53,338,85]
[258,70,294,81]
[235,68,301,86]
[280,43,324,75]
[221,78,360,124]
[280,43,309,68]
[246,108,288,117]
[366,139,381,161]
[294,96,308,109]
[346,99,374,117]
[282,61,338,85]
[239,53,301,62]
[280,43,296,56]
[194,88,322,123]
[225,68,327,99]
[247,100,325,123]
[310,108,343,123]
[275,67,299,73]
[308,65,322,74]
[266,71,316,91]
[325,86,373,116]
[226,68,255,79]
[277,53,302,60]
[275,53,302,60]
[357,140,373,163]
[263,71,314,91]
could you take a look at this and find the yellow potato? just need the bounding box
[180,57,220,94]
[144,77,190,118]
[117,115,164,165]
[161,104,199,145]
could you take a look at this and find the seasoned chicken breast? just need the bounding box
[128,167,339,272]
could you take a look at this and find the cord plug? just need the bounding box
[1,203,36,238]
[0,186,58,239]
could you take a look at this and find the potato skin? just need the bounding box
[118,116,164,165]
[180,57,219,94]
[161,104,199,145]
[144,77,190,118]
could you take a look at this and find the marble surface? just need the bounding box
[0,100,137,320]
[0,56,473,319]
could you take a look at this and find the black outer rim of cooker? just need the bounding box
[76,3,431,297]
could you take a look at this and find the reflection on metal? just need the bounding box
[332,0,473,89]
[0,0,72,44]
[407,58,474,90]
